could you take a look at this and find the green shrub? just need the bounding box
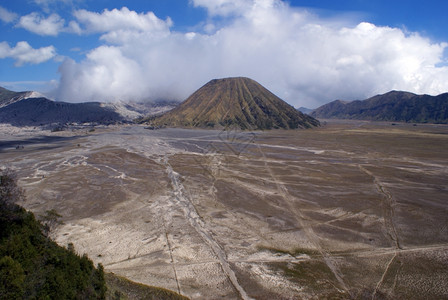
[0,169,107,299]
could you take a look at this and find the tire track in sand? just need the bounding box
[358,165,402,300]
[162,157,253,300]
[162,219,181,295]
[256,144,351,296]
[358,165,401,250]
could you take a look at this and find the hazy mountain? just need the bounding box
[297,107,314,114]
[143,77,320,130]
[0,86,177,126]
[311,91,448,123]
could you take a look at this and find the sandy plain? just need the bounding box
[1,120,447,299]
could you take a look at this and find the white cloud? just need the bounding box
[67,20,82,34]
[73,7,172,41]
[0,41,57,66]
[0,6,18,23]
[56,0,448,107]
[15,11,82,36]
[17,12,65,36]
[58,46,147,101]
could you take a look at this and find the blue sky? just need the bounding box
[1,0,447,107]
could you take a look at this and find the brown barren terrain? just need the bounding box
[1,120,447,299]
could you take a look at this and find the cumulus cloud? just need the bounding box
[73,7,172,42]
[56,0,448,107]
[16,11,82,36]
[17,12,65,36]
[0,41,56,66]
[0,6,18,23]
[58,46,148,101]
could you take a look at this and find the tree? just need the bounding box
[0,256,25,299]
[67,242,75,253]
[39,209,64,236]
[0,168,24,207]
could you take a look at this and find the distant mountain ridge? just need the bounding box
[0,86,177,126]
[297,107,314,114]
[144,77,320,130]
[0,97,123,126]
[0,86,45,108]
[311,91,448,123]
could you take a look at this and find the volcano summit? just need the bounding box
[144,77,319,130]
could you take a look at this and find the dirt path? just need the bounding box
[256,144,351,296]
[371,252,395,300]
[358,164,403,299]
[162,156,253,300]
[358,165,401,250]
[162,219,181,294]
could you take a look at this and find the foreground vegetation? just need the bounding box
[0,169,106,299]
